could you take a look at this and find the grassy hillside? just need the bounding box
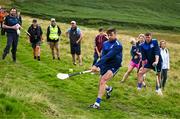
[12,0,180,31]
[0,16,180,119]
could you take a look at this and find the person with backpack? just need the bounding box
[47,18,61,60]
[160,40,170,90]
[27,19,43,61]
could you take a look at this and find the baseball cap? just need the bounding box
[51,18,56,22]
[71,21,76,24]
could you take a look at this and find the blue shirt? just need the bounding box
[95,39,123,68]
[141,39,162,64]
[4,15,20,33]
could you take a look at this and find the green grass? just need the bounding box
[12,0,180,31]
[0,16,179,119]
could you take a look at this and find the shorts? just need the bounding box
[31,41,41,49]
[70,43,81,55]
[144,62,162,72]
[49,41,59,49]
[129,60,139,69]
[100,65,119,76]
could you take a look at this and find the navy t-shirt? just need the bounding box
[4,15,20,33]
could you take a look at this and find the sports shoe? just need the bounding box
[2,53,6,60]
[137,87,142,90]
[106,86,113,99]
[12,56,16,63]
[142,83,147,88]
[156,88,163,96]
[89,102,100,109]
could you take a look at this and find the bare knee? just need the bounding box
[100,77,107,86]
[36,46,40,49]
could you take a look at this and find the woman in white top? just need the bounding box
[160,40,170,90]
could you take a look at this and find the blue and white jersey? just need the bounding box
[95,39,123,68]
[141,39,162,64]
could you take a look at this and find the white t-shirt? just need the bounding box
[160,48,170,69]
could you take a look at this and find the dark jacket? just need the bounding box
[28,25,43,43]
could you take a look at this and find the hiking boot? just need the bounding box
[58,57,60,60]
[34,56,37,59]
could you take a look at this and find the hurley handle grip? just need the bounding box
[69,70,92,77]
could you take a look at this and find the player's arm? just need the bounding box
[65,29,69,37]
[153,40,160,66]
[57,25,61,36]
[46,26,50,42]
[94,37,100,56]
[76,29,82,44]
[39,26,43,41]
[141,46,146,68]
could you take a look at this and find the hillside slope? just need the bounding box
[0,16,180,119]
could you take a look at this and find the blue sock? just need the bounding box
[138,83,142,88]
[96,97,101,104]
